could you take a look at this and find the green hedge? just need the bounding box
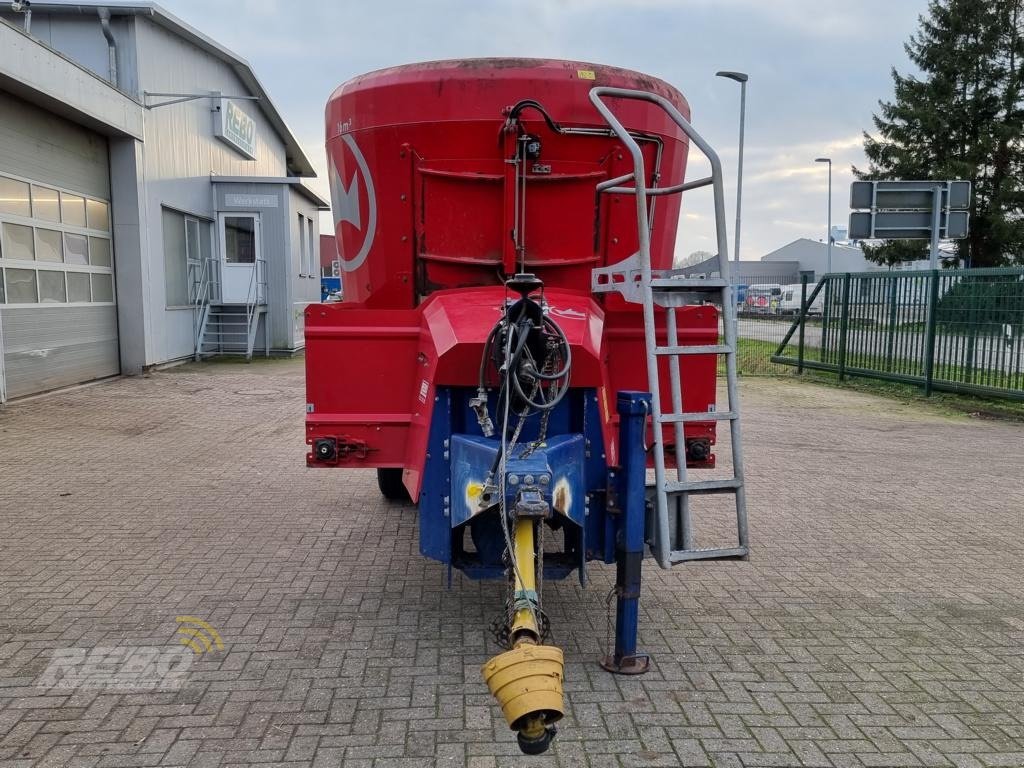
[936,275,1024,330]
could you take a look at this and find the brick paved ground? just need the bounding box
[1,358,1023,768]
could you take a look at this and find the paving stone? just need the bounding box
[0,361,1022,767]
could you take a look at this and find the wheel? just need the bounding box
[376,468,411,503]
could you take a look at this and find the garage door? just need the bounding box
[0,92,118,400]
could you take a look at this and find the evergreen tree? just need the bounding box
[858,0,1024,267]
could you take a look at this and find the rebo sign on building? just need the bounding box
[215,99,257,160]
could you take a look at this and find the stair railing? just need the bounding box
[192,256,219,361]
[245,258,268,360]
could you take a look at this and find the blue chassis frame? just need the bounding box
[417,386,652,670]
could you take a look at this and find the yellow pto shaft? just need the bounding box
[481,517,564,755]
[511,517,539,642]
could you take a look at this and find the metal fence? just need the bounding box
[710,274,809,376]
[765,268,1024,400]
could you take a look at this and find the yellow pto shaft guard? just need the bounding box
[482,643,564,735]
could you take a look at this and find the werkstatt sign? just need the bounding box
[214,99,256,160]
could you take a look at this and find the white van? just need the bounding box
[778,283,824,315]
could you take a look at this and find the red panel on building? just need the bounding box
[319,234,338,276]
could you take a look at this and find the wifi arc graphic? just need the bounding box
[175,616,225,655]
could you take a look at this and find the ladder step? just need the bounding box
[654,344,732,356]
[663,478,742,494]
[669,546,748,564]
[650,278,729,290]
[657,411,737,424]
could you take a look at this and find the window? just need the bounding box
[36,229,64,262]
[185,219,200,270]
[67,272,91,302]
[0,177,30,217]
[61,193,86,227]
[297,213,307,276]
[0,173,113,306]
[64,233,88,265]
[89,237,111,267]
[224,216,256,264]
[307,217,315,278]
[32,186,60,222]
[86,199,110,231]
[38,270,66,303]
[162,207,211,307]
[6,268,37,302]
[163,208,188,307]
[3,223,34,261]
[91,273,114,303]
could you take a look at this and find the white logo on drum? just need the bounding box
[332,166,361,230]
[328,132,377,272]
[549,307,586,320]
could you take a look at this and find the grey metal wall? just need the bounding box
[0,12,139,95]
[133,16,292,365]
[288,187,322,350]
[0,90,110,199]
[214,182,297,351]
[1,306,119,398]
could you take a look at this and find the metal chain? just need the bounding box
[537,517,544,619]
[518,342,558,459]
[491,315,565,648]
[518,407,550,460]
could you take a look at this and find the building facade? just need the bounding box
[682,238,939,287]
[0,2,325,401]
[760,238,876,277]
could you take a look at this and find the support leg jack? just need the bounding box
[600,392,654,677]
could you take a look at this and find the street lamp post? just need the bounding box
[716,71,748,269]
[815,157,832,274]
[716,71,749,333]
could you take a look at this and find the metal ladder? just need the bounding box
[588,86,748,569]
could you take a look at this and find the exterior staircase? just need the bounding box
[192,256,268,362]
[196,303,267,361]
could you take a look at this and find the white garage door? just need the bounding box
[0,92,118,400]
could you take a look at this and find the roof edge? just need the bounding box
[212,176,329,209]
[25,0,316,177]
[0,17,145,139]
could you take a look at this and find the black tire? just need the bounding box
[377,468,411,503]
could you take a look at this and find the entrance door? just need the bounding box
[219,213,260,303]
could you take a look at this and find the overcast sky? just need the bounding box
[160,0,928,262]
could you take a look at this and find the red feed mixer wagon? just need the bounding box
[305,58,748,754]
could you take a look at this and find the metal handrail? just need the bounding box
[244,257,268,357]
[588,87,732,285]
[588,86,745,569]
[191,256,219,357]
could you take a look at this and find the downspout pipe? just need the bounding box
[97,7,117,88]
[11,1,31,32]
